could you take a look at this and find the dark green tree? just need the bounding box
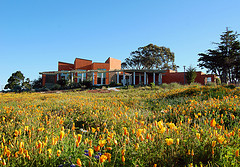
[22,78,31,90]
[4,71,25,91]
[123,44,177,70]
[198,28,240,83]
[32,77,43,89]
[121,62,128,69]
[185,66,197,84]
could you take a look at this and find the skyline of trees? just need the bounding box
[198,28,240,84]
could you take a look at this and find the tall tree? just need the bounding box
[123,44,177,70]
[198,28,240,83]
[4,71,31,91]
[185,66,197,84]
[32,77,43,89]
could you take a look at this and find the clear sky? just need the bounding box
[1,0,240,90]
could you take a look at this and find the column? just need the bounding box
[147,74,148,84]
[81,73,84,82]
[101,73,103,85]
[139,73,141,85]
[133,72,135,85]
[70,73,73,83]
[144,72,146,85]
[92,72,95,86]
[153,72,155,84]
[117,72,119,84]
[123,72,126,86]
[158,73,162,85]
[129,74,132,85]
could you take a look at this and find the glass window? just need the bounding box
[97,69,106,78]
[77,70,86,82]
[60,71,69,80]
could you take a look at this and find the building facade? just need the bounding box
[40,57,216,87]
[41,57,121,87]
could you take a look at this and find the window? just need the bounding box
[60,71,69,80]
[97,69,106,84]
[207,77,212,83]
[77,70,86,82]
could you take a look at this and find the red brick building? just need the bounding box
[42,57,121,87]
[40,57,216,87]
[162,70,216,85]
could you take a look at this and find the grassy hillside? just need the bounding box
[0,85,239,166]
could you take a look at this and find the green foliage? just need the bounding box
[160,83,183,89]
[216,77,221,85]
[198,28,240,83]
[57,79,68,88]
[186,66,197,84]
[123,44,177,70]
[51,84,61,90]
[4,71,31,92]
[32,77,43,89]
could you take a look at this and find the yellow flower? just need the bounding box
[77,134,82,143]
[236,149,239,157]
[212,141,216,147]
[165,138,173,146]
[217,135,225,144]
[2,159,6,165]
[121,149,125,156]
[160,127,166,134]
[135,143,139,150]
[136,129,143,137]
[104,153,111,162]
[72,123,76,131]
[210,118,216,127]
[176,138,180,145]
[92,127,96,133]
[191,149,194,156]
[47,149,52,155]
[57,150,61,157]
[60,131,65,141]
[196,133,200,139]
[77,158,82,166]
[88,148,94,157]
[99,139,106,147]
[122,156,125,162]
[20,141,24,148]
[100,155,108,163]
[94,145,100,152]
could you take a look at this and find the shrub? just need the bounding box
[186,66,197,84]
[51,84,61,90]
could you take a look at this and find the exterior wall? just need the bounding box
[42,74,46,86]
[42,73,57,87]
[74,58,92,70]
[91,63,110,85]
[162,70,216,85]
[106,58,121,83]
[58,62,74,71]
[162,70,185,84]
[106,57,121,70]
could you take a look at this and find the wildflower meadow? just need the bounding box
[0,84,239,167]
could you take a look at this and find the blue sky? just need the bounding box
[0,0,240,89]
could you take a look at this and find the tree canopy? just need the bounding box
[185,66,197,84]
[4,71,31,92]
[198,28,240,83]
[123,44,177,70]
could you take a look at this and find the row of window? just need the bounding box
[59,69,107,84]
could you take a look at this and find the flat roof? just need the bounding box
[40,69,166,75]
